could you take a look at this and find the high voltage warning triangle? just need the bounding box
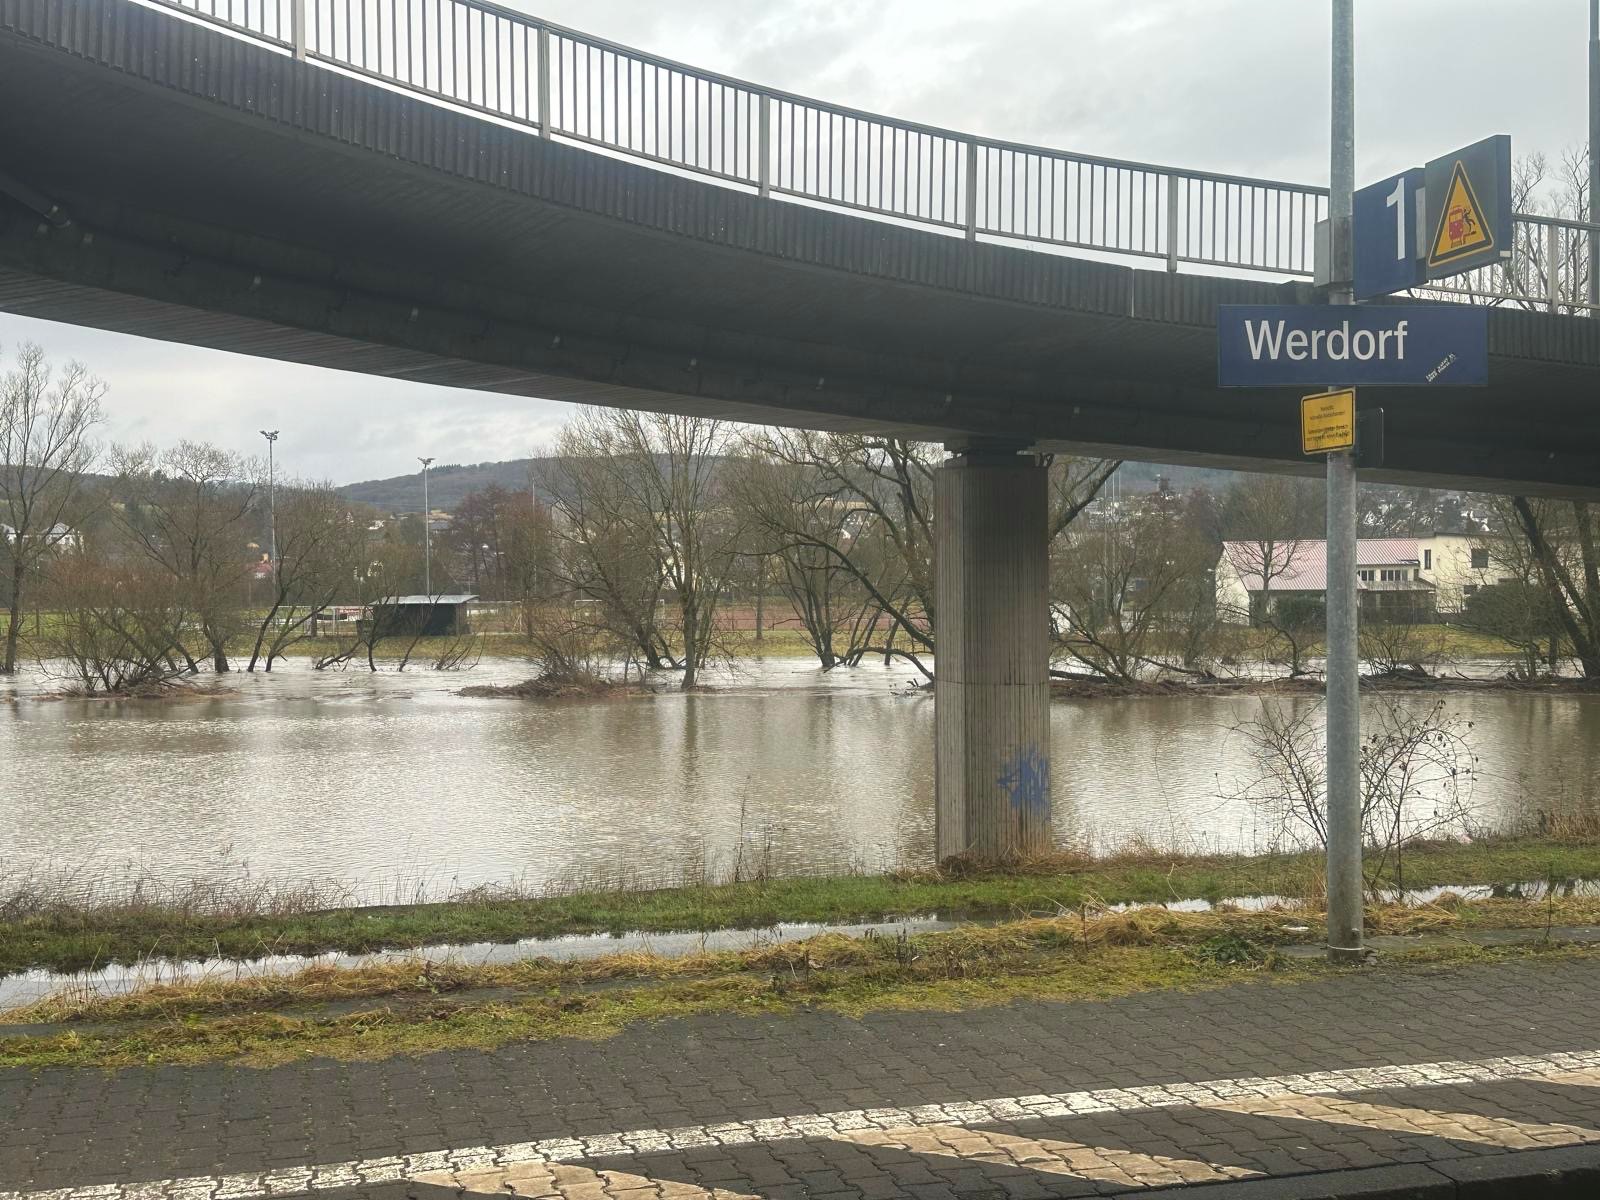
[1429,160,1494,267]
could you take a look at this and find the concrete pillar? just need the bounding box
[934,442,1051,862]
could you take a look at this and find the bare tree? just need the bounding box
[1456,580,1567,679]
[1450,498,1570,677]
[0,343,105,673]
[1052,493,1216,682]
[1505,495,1600,678]
[1358,616,1456,679]
[1231,697,1478,890]
[245,483,362,672]
[113,441,259,673]
[1219,474,1321,625]
[729,450,882,668]
[551,409,743,689]
[546,430,676,671]
[40,550,191,696]
[739,430,938,673]
[496,487,555,633]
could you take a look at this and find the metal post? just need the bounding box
[419,456,434,595]
[1325,0,1363,965]
[536,26,551,137]
[260,430,279,584]
[1165,173,1180,272]
[290,0,306,60]
[758,93,772,198]
[964,141,979,241]
[1589,0,1598,309]
[1548,221,1562,312]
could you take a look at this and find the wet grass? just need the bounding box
[9,908,1305,1023]
[21,894,1600,1027]
[7,836,1600,976]
[5,907,1594,1071]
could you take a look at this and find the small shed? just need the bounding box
[363,594,479,638]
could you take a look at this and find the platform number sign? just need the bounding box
[1353,168,1426,301]
[1352,136,1511,300]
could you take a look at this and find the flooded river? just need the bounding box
[1,657,1596,899]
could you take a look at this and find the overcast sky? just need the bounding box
[2,0,1592,485]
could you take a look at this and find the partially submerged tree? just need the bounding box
[546,430,675,672]
[730,448,893,669]
[40,552,191,696]
[738,434,1116,677]
[1263,594,1325,679]
[245,483,363,671]
[113,441,258,673]
[0,343,105,673]
[550,409,744,689]
[738,430,939,675]
[1052,492,1217,682]
[1457,580,1568,678]
[1506,496,1599,679]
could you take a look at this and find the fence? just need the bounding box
[144,0,1595,308]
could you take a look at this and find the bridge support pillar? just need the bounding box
[934,441,1051,862]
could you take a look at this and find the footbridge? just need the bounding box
[2,0,1597,857]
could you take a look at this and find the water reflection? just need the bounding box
[0,658,1596,896]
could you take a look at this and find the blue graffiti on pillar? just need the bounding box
[997,746,1050,816]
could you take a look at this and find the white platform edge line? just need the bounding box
[7,1048,1600,1200]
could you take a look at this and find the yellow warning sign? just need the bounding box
[1302,388,1355,455]
[1428,161,1494,268]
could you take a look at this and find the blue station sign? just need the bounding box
[1218,305,1488,387]
[1353,167,1426,301]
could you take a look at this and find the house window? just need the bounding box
[1423,549,1432,570]
[1380,568,1405,582]
[1358,569,1375,582]
[1471,548,1490,569]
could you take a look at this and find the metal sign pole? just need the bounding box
[1590,0,1598,310]
[1325,0,1364,963]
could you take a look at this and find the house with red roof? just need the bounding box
[1216,537,1437,624]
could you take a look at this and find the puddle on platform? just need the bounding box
[6,877,1597,1014]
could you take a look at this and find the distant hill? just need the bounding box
[336,455,1239,513]
[338,459,556,512]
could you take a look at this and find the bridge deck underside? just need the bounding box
[0,0,1597,497]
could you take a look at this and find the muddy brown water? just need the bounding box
[1,657,1597,899]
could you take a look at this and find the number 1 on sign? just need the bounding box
[1386,176,1406,261]
[1353,167,1426,301]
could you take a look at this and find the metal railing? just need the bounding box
[141,0,1594,308]
[1417,213,1599,315]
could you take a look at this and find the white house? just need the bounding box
[1217,533,1530,622]
[0,521,80,551]
[1216,537,1436,623]
[1414,533,1519,614]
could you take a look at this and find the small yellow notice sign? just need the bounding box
[1302,388,1356,455]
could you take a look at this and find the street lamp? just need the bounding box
[419,456,435,596]
[259,430,279,580]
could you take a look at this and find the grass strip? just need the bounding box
[5,837,1599,976]
[4,913,1592,1070]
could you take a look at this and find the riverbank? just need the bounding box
[8,836,1600,976]
[5,900,1598,1069]
[1048,673,1600,699]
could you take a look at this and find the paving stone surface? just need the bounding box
[4,956,1600,1198]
